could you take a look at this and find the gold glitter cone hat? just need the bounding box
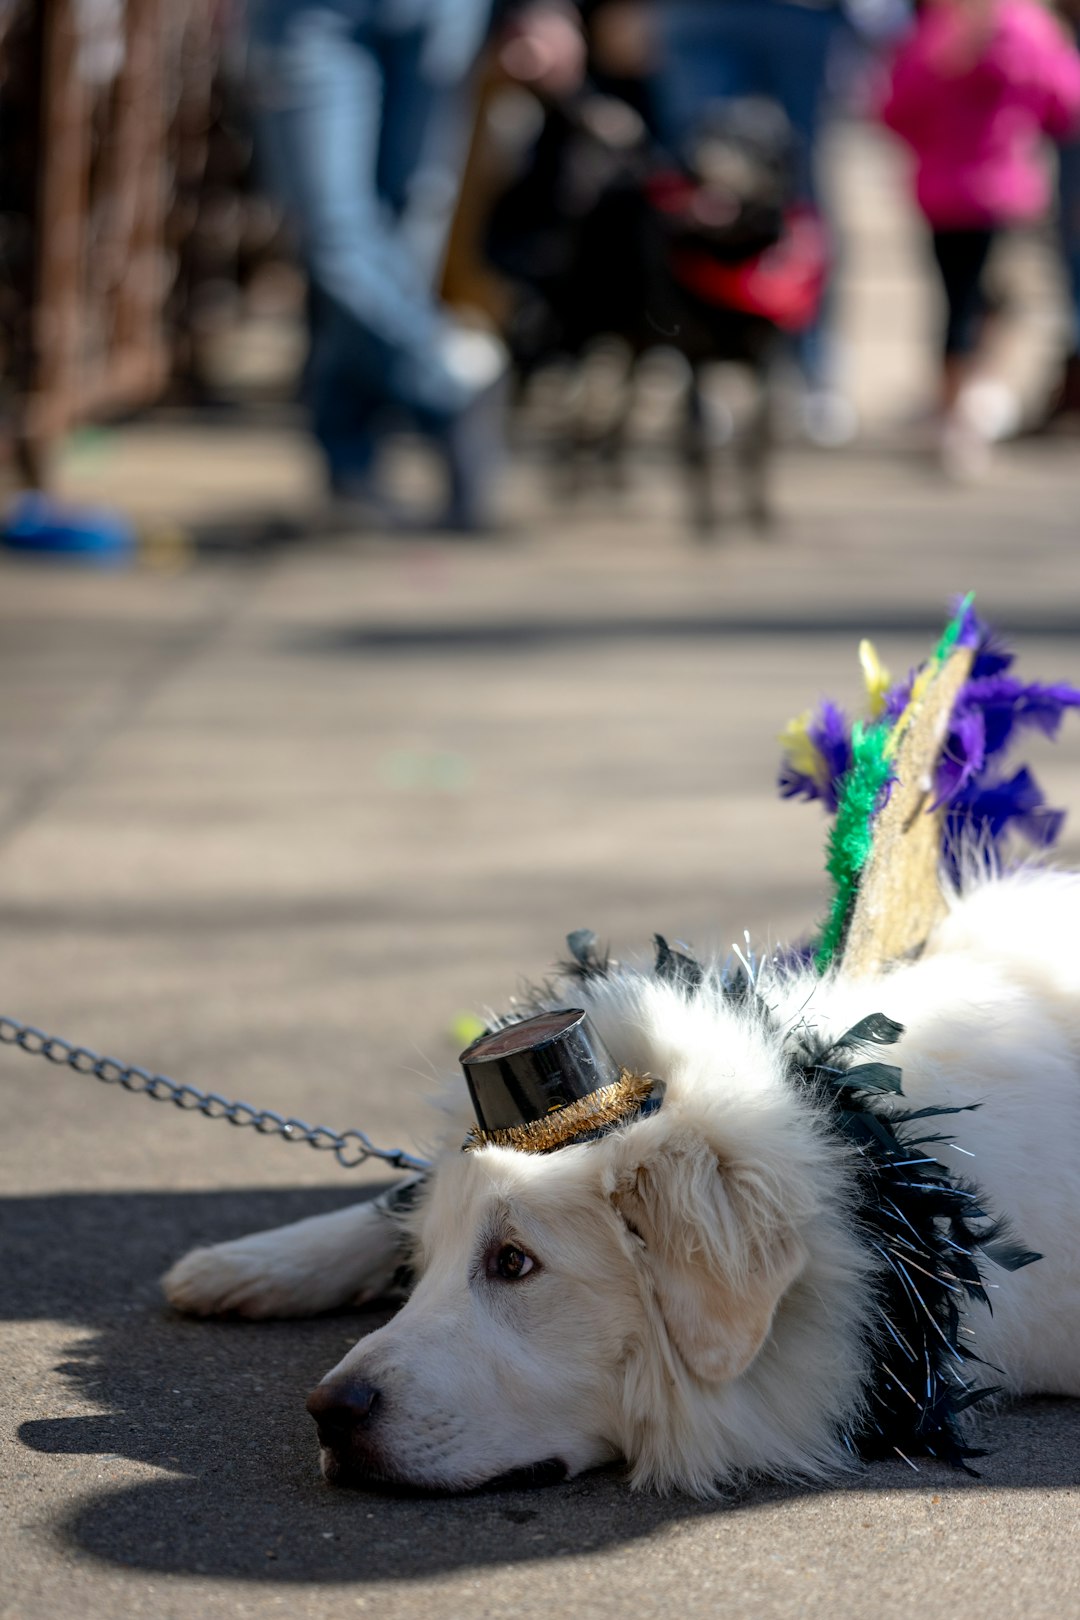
[460,1008,662,1154]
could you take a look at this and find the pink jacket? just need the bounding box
[882,1,1080,227]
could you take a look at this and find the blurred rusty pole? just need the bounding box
[22,0,170,485]
[94,0,169,403]
[22,0,89,481]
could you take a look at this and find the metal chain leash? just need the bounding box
[0,1014,430,1174]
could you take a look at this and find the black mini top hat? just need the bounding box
[460,1007,663,1154]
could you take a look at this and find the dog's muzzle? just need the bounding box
[305,1378,570,1494]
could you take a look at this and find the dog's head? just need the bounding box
[307,993,855,1495]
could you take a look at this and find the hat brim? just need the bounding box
[463,1070,660,1154]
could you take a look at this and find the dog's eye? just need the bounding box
[489,1244,536,1282]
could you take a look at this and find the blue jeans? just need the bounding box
[654,0,844,388]
[248,0,491,480]
[1059,137,1080,355]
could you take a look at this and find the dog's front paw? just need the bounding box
[162,1238,320,1319]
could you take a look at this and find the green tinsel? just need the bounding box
[814,721,892,972]
[933,589,974,665]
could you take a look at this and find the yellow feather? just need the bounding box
[779,711,829,787]
[858,639,891,719]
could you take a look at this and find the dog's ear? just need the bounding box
[611,1134,808,1384]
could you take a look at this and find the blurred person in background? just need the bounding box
[1042,0,1080,424]
[881,0,1080,476]
[650,0,868,447]
[246,0,586,531]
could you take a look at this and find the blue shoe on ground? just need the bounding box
[2,492,137,565]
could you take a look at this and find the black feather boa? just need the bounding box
[653,934,1039,1471]
[781,1006,1040,1472]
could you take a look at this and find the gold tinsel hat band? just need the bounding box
[459,1008,663,1155]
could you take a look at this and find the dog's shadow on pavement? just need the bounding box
[9,1187,1080,1585]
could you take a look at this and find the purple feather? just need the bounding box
[779,700,853,813]
[945,768,1065,852]
[961,676,1080,757]
[932,708,986,810]
[969,626,1012,679]
[812,702,854,813]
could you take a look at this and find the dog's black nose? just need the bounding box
[306,1378,381,1445]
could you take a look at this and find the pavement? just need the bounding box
[4,124,1080,1620]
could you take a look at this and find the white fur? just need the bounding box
[163,867,1080,1496]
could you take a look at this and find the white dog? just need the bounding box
[164,867,1080,1497]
